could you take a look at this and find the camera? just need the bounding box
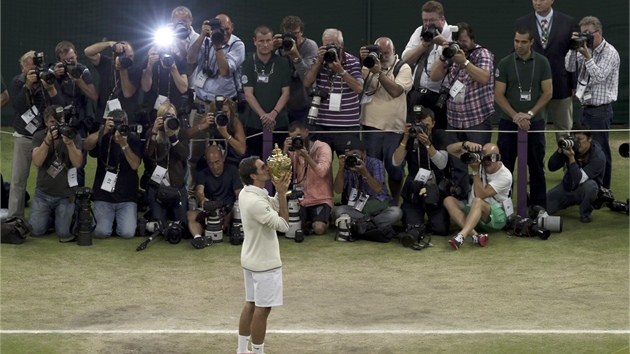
[437,178,461,198]
[159,49,175,68]
[33,52,56,85]
[529,205,563,233]
[285,197,304,242]
[137,218,160,236]
[512,215,550,240]
[570,30,594,50]
[362,44,381,68]
[204,207,224,243]
[289,135,305,151]
[62,59,83,78]
[163,220,184,244]
[306,87,329,125]
[436,86,449,108]
[173,20,188,40]
[287,189,304,200]
[53,122,77,139]
[443,41,462,59]
[206,18,224,44]
[461,152,483,164]
[335,213,353,242]
[345,153,361,170]
[112,118,130,137]
[281,32,297,50]
[160,113,180,131]
[592,186,615,210]
[113,47,133,69]
[75,187,93,246]
[421,24,442,42]
[323,43,340,63]
[558,135,578,151]
[608,199,629,216]
[401,224,431,250]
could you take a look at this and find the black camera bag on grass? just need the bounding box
[1,216,32,244]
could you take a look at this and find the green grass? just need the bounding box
[1,126,629,354]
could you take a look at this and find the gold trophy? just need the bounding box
[266,143,292,180]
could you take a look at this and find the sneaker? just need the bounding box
[472,234,489,247]
[580,214,593,223]
[448,233,465,250]
[192,235,211,249]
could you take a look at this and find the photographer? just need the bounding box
[9,50,65,218]
[187,145,242,245]
[333,138,402,233]
[444,142,512,250]
[241,25,291,158]
[83,109,142,239]
[564,16,619,189]
[401,1,455,129]
[393,107,450,236]
[495,26,552,209]
[282,120,333,235]
[429,22,494,200]
[303,28,363,156]
[272,15,318,123]
[360,37,413,204]
[144,102,190,225]
[170,6,200,64]
[141,45,188,115]
[84,40,142,124]
[53,41,98,131]
[186,13,245,187]
[546,123,605,223]
[193,97,246,168]
[29,105,82,237]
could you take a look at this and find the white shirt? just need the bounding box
[468,162,513,207]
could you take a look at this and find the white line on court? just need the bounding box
[1,329,628,335]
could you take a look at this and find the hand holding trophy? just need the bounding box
[267,143,292,194]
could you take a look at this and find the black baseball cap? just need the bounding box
[345,137,366,152]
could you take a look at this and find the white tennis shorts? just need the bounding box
[243,267,283,307]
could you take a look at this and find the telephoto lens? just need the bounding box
[460,152,482,164]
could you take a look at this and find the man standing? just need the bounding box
[495,27,552,209]
[546,123,605,222]
[237,157,290,354]
[186,13,245,185]
[565,16,619,189]
[429,22,495,200]
[444,142,512,250]
[401,0,454,129]
[241,25,291,158]
[273,15,318,124]
[359,37,413,204]
[282,120,333,235]
[170,6,200,65]
[303,28,363,156]
[515,0,577,141]
[9,51,65,218]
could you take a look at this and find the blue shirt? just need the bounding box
[343,156,391,201]
[192,35,245,101]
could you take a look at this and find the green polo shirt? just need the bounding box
[241,52,290,130]
[496,50,552,122]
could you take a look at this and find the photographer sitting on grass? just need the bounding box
[444,141,512,250]
[333,137,402,240]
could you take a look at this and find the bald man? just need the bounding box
[359,37,413,204]
[443,141,513,249]
[187,145,242,247]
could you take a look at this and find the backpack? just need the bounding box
[1,216,32,244]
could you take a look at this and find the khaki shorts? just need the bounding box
[243,268,283,307]
[461,201,507,232]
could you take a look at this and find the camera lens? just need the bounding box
[461,152,482,164]
[215,112,229,127]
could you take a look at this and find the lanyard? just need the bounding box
[253,53,275,76]
[513,53,536,94]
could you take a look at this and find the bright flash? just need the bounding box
[154,27,174,48]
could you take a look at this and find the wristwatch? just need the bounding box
[292,57,302,63]
[463,60,470,68]
[527,110,534,117]
[425,143,431,149]
[471,171,478,176]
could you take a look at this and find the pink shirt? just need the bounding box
[290,140,334,208]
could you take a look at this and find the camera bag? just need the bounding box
[350,217,395,243]
[156,185,181,205]
[1,216,32,244]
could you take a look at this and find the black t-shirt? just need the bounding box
[32,129,83,197]
[95,55,142,123]
[91,132,142,203]
[57,62,94,121]
[405,128,449,182]
[196,164,242,207]
[141,55,188,110]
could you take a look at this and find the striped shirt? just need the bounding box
[312,52,363,127]
[445,45,495,128]
[565,39,619,106]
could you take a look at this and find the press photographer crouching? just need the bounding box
[83,109,142,239]
[282,120,334,235]
[187,145,243,249]
[444,141,513,250]
[546,123,605,223]
[392,106,451,242]
[29,105,83,237]
[333,138,402,241]
[144,102,190,226]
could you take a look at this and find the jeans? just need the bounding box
[581,105,613,188]
[362,128,405,181]
[28,189,75,237]
[93,201,137,238]
[335,205,403,228]
[147,185,188,225]
[546,179,598,217]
